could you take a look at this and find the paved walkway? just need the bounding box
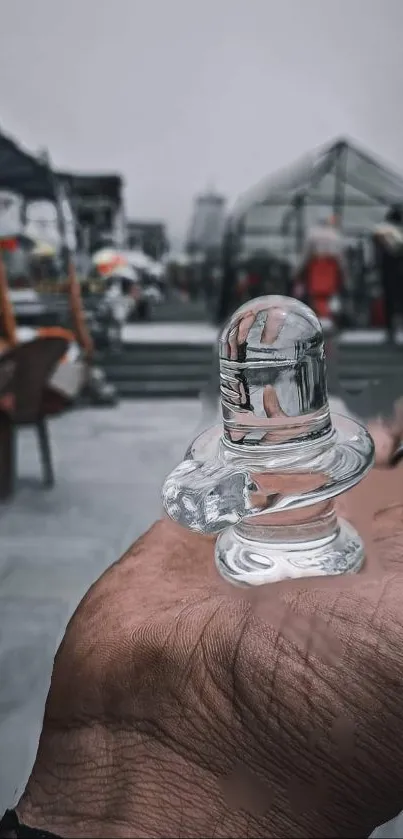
[0,399,201,815]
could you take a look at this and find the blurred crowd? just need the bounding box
[1,205,403,353]
[216,207,403,342]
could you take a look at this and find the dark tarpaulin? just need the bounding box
[0,128,56,201]
[58,172,123,205]
[0,129,122,206]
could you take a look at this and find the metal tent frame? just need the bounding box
[217,137,403,323]
[0,128,73,269]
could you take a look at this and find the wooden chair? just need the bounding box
[0,336,69,499]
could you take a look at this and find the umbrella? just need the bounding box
[92,248,129,276]
[122,249,153,272]
[122,249,165,279]
[163,251,191,267]
[147,260,165,279]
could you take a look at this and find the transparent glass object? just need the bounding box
[162,296,374,586]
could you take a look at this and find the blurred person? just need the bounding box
[4,408,403,838]
[241,268,263,301]
[240,254,279,304]
[373,205,403,343]
[98,265,150,338]
[200,257,214,307]
[209,264,222,312]
[294,215,348,323]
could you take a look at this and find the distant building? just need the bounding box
[126,220,169,261]
[186,191,226,256]
[58,172,125,254]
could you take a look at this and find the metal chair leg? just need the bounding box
[0,415,15,500]
[36,418,55,488]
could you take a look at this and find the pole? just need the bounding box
[67,258,94,360]
[0,249,18,346]
[39,148,71,276]
[333,142,348,227]
[294,193,306,253]
[216,218,242,326]
[19,198,28,229]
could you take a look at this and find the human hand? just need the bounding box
[16,430,403,838]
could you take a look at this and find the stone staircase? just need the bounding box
[96,343,214,398]
[16,293,403,404]
[96,337,403,402]
[39,295,209,324]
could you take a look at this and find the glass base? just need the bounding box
[215,517,364,586]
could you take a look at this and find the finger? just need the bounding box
[262,384,286,418]
[388,397,403,441]
[261,385,319,442]
[260,306,286,344]
[336,466,403,577]
[226,302,286,360]
[228,387,286,431]
[237,311,257,347]
[226,325,239,361]
[393,396,403,428]
[226,384,287,444]
[226,312,257,360]
[368,419,397,467]
[249,472,329,508]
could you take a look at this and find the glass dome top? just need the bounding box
[220,295,322,361]
[219,296,330,447]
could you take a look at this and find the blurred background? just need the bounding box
[2,0,403,820]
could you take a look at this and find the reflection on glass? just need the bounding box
[219,296,331,446]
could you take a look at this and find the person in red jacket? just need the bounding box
[294,215,348,320]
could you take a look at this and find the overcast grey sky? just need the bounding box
[0,0,403,241]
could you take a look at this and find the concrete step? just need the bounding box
[97,346,214,363]
[104,363,211,381]
[98,345,403,401]
[98,342,403,359]
[39,295,209,323]
[335,365,403,379]
[91,330,403,398]
[116,379,206,397]
[109,376,386,399]
[100,355,403,371]
[100,356,403,376]
[147,301,209,322]
[337,348,403,361]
